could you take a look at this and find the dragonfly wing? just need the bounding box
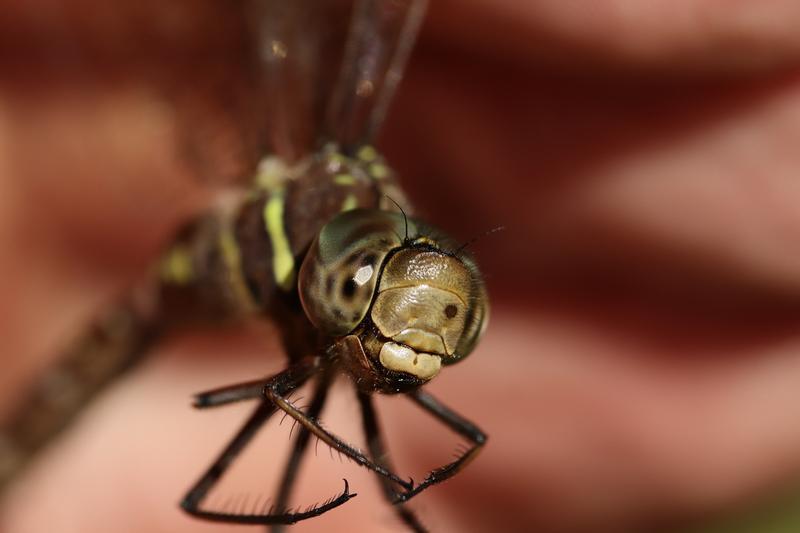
[324,0,429,152]
[249,0,352,162]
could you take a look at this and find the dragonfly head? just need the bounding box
[299,209,488,393]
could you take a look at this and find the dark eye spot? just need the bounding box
[342,278,357,299]
[361,253,376,266]
[325,274,335,296]
[444,304,458,319]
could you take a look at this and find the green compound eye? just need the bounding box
[298,209,409,336]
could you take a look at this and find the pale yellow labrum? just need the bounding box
[379,342,441,380]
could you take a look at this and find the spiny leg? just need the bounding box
[182,400,276,517]
[181,362,356,525]
[270,370,333,533]
[264,380,413,491]
[358,391,428,533]
[392,389,486,504]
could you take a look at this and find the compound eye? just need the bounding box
[342,277,357,299]
[444,304,458,319]
[297,209,405,336]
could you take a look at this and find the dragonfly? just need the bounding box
[0,0,490,531]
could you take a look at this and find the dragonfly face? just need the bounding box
[299,209,488,392]
[0,0,492,529]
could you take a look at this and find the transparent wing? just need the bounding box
[324,0,428,152]
[249,0,428,161]
[248,0,348,162]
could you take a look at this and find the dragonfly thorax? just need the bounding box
[299,208,488,393]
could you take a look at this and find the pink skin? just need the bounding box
[3,1,800,531]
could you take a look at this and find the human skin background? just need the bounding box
[4,0,800,531]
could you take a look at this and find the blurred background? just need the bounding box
[3,0,800,531]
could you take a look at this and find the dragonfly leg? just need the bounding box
[270,371,333,533]
[264,380,414,491]
[193,377,269,408]
[357,391,428,533]
[392,389,487,504]
[192,356,323,409]
[181,362,355,525]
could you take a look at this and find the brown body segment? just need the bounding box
[163,147,407,360]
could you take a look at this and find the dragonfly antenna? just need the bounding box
[384,195,409,240]
[455,225,506,256]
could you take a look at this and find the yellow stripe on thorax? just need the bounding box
[333,173,356,186]
[159,245,194,285]
[341,194,359,212]
[217,226,257,311]
[357,145,378,162]
[263,189,296,292]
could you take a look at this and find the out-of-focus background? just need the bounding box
[3,0,800,531]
